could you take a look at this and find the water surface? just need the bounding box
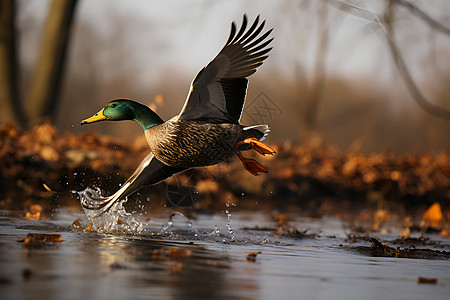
[0,209,449,300]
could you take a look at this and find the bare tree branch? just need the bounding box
[328,0,450,121]
[394,0,450,37]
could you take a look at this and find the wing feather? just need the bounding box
[177,15,273,123]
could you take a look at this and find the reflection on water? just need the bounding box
[0,210,449,300]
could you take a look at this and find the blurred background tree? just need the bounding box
[0,0,78,128]
[0,0,24,125]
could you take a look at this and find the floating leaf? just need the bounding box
[25,212,40,220]
[84,221,93,232]
[422,202,443,229]
[417,277,437,284]
[246,251,261,262]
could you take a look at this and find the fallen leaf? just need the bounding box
[417,277,437,284]
[40,145,60,161]
[440,229,450,237]
[84,221,93,232]
[117,219,128,226]
[246,251,261,262]
[43,183,53,192]
[373,209,390,231]
[390,170,401,181]
[25,212,40,220]
[400,227,410,239]
[277,226,284,235]
[423,202,443,228]
[71,218,83,231]
[28,204,43,214]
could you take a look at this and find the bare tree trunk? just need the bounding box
[304,1,330,131]
[0,0,26,125]
[299,0,333,143]
[26,0,78,123]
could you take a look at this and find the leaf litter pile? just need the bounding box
[1,122,450,249]
[2,122,449,209]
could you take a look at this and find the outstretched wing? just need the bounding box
[177,15,273,124]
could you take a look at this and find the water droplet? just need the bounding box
[225,198,237,241]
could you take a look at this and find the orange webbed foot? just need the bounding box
[236,138,276,156]
[237,153,268,176]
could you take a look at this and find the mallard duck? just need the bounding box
[80,15,275,212]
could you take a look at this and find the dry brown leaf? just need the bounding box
[277,226,284,235]
[71,218,83,231]
[43,183,53,192]
[422,202,443,228]
[117,219,128,225]
[84,221,93,232]
[400,227,410,239]
[417,277,437,284]
[25,211,40,220]
[373,209,390,231]
[440,229,450,237]
[246,251,261,262]
[390,170,401,181]
[40,145,60,161]
[29,204,42,214]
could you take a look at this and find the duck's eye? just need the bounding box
[110,104,117,108]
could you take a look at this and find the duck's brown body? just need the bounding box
[145,119,264,168]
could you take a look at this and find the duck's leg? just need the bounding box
[235,138,276,155]
[236,153,268,176]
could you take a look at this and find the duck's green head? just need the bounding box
[80,99,164,130]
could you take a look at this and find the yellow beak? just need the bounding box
[80,108,107,125]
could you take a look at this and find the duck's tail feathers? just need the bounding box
[244,124,270,141]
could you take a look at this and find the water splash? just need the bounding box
[77,187,144,234]
[225,197,237,241]
[160,211,200,237]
